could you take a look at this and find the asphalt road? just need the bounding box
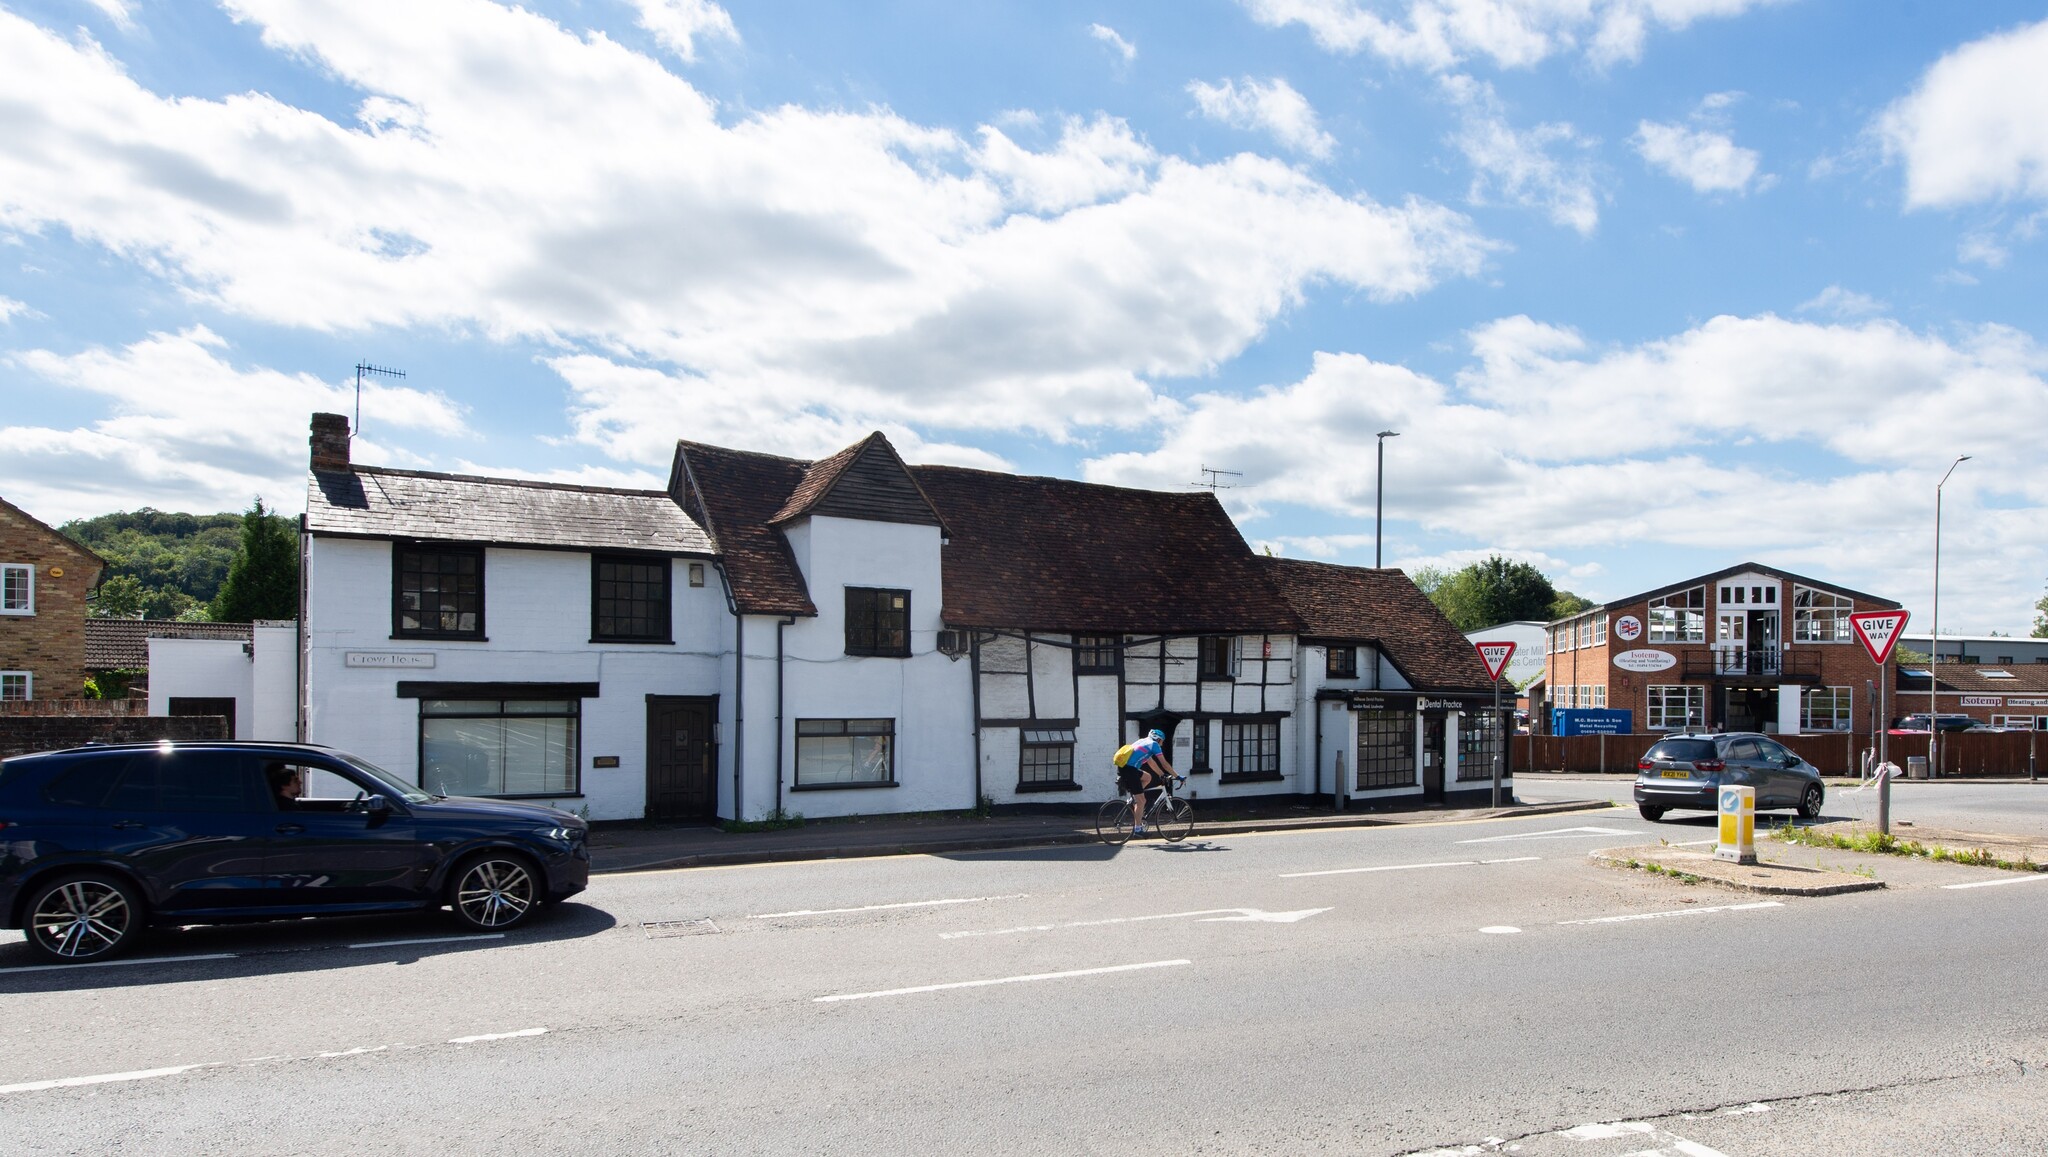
[3,793,2045,1155]
[1522,774,2048,840]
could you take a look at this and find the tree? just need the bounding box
[2035,579,2048,638]
[90,574,204,620]
[1421,555,1560,631]
[209,499,299,622]
[1548,590,1594,619]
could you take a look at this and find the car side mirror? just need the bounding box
[364,795,391,816]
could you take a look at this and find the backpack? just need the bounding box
[1113,742,1143,768]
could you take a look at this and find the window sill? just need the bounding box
[0,610,33,617]
[790,780,899,792]
[391,634,489,643]
[844,652,913,660]
[1218,771,1284,785]
[1015,780,1082,793]
[1186,768,1212,775]
[589,637,675,646]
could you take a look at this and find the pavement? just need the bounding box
[585,794,1616,872]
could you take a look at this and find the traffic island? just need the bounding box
[1590,845,1886,897]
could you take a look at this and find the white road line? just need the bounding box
[0,952,238,975]
[938,907,1329,940]
[1457,826,1639,844]
[1280,856,1538,879]
[448,1027,547,1043]
[751,894,1027,919]
[1671,839,1718,847]
[1942,874,2048,890]
[348,934,505,949]
[1559,901,1783,926]
[0,1062,221,1095]
[815,959,1190,1003]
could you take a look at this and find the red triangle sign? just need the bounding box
[1474,640,1517,683]
[1850,610,1910,666]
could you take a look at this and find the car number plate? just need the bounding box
[1659,770,1690,779]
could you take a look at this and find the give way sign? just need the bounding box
[1851,610,1910,666]
[1474,640,1517,683]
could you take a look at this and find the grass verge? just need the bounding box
[1773,822,2044,873]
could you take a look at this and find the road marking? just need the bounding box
[0,952,238,975]
[1672,838,1718,847]
[939,907,1329,940]
[348,934,505,949]
[1559,900,1783,926]
[1478,926,1520,934]
[1280,856,1538,879]
[1942,874,2048,890]
[815,959,1191,1003]
[448,1027,547,1043]
[0,1062,222,1095]
[751,894,1027,919]
[1456,826,1638,844]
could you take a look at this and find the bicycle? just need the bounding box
[1096,774,1194,845]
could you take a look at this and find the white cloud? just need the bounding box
[1082,311,2048,625]
[1796,285,1885,319]
[1957,231,2008,268]
[0,327,466,520]
[628,0,738,63]
[1633,119,1761,193]
[80,0,135,32]
[0,296,33,323]
[1089,22,1136,63]
[0,1,1491,471]
[1879,18,2048,208]
[1442,75,1601,234]
[1237,0,1783,71]
[1188,76,1337,160]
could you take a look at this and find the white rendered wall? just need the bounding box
[148,638,254,738]
[303,538,726,821]
[250,621,297,740]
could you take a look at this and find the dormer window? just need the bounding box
[845,588,910,657]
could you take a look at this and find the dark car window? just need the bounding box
[107,753,262,813]
[1727,738,1762,760]
[1757,740,1792,763]
[42,755,138,808]
[1645,739,1717,762]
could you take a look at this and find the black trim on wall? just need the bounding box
[396,681,600,699]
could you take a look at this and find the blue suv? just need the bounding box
[0,741,589,963]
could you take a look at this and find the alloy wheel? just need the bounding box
[29,877,136,961]
[454,857,536,929]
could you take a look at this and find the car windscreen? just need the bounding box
[1644,739,1718,762]
[328,750,433,803]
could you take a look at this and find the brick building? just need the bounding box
[1543,563,1902,737]
[1896,664,2048,731]
[0,495,104,703]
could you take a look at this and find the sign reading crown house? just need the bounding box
[1612,648,1677,673]
[345,651,437,669]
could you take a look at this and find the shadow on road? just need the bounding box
[0,902,617,991]
[939,842,1122,863]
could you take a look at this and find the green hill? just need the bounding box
[60,509,246,620]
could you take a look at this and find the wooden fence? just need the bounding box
[1517,730,2043,778]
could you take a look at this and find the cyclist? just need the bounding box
[1113,728,1176,834]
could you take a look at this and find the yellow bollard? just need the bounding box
[1715,785,1756,865]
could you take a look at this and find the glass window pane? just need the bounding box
[423,699,501,715]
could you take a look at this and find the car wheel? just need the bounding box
[24,872,144,964]
[447,852,540,932]
[1798,783,1824,820]
[1638,804,1666,822]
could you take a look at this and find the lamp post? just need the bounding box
[1375,430,1400,568]
[1927,454,1970,781]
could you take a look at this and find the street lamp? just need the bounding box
[1375,430,1400,568]
[1927,454,1970,781]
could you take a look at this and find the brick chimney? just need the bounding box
[310,412,351,472]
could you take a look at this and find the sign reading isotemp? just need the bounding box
[1612,649,1677,673]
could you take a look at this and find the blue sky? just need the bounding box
[1,0,2045,632]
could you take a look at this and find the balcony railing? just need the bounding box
[1681,649,1821,681]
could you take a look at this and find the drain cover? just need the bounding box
[640,918,720,939]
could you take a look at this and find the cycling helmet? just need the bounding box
[1147,728,1166,743]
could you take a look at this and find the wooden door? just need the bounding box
[646,696,716,822]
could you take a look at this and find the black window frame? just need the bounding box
[1325,645,1358,680]
[417,695,583,799]
[792,717,897,789]
[590,554,673,644]
[1017,727,1079,792]
[1456,710,1504,782]
[1074,635,1121,675]
[844,587,912,658]
[1356,707,1416,791]
[1220,718,1281,782]
[393,542,486,640]
[1198,636,1238,681]
[1189,718,1212,774]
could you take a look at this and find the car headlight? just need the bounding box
[538,826,582,844]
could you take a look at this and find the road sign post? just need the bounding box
[1851,610,1910,836]
[1474,642,1517,809]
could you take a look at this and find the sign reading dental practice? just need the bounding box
[1612,648,1677,673]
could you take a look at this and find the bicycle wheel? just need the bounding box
[1156,797,1195,843]
[1096,797,1134,845]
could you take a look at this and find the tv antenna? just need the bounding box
[1191,465,1242,493]
[353,362,406,441]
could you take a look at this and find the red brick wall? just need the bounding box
[0,502,103,701]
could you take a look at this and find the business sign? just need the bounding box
[1552,708,1634,736]
[1613,615,1644,643]
[345,651,437,669]
[1612,648,1677,673]
[2009,698,2048,708]
[1960,696,2001,707]
[1474,641,1517,682]
[1849,610,1910,666]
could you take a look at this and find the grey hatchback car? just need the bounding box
[1633,732,1825,822]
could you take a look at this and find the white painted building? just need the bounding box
[294,415,1505,822]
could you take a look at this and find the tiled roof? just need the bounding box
[86,619,253,669]
[1902,664,2048,696]
[909,465,1300,634]
[305,466,713,556]
[1261,558,1495,692]
[671,442,817,616]
[769,438,867,524]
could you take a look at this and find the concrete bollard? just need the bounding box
[1715,785,1756,865]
